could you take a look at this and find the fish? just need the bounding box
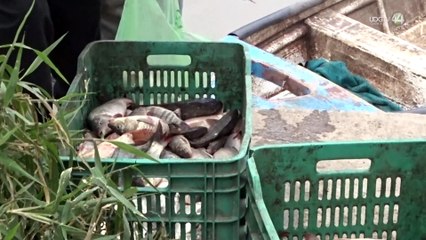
[78,133,134,159]
[224,132,242,151]
[184,113,225,129]
[108,116,169,145]
[182,126,208,141]
[130,106,191,133]
[160,149,180,159]
[167,135,192,158]
[87,98,133,138]
[108,116,157,135]
[303,233,320,240]
[190,110,240,148]
[132,177,165,188]
[206,136,227,154]
[213,147,239,159]
[130,98,224,120]
[190,148,213,159]
[112,142,152,158]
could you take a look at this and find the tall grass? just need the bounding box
[0,2,158,239]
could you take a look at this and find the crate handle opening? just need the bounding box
[147,54,192,66]
[316,159,371,173]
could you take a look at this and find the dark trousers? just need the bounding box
[0,0,100,99]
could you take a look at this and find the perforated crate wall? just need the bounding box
[245,141,426,240]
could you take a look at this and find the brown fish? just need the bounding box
[167,135,192,158]
[108,116,169,145]
[130,106,191,133]
[190,148,213,159]
[190,110,240,148]
[213,147,239,159]
[206,136,227,154]
[108,116,157,135]
[87,98,133,138]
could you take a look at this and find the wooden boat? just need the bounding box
[226,0,426,110]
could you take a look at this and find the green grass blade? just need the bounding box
[5,107,34,125]
[52,168,72,211]
[3,40,24,106]
[0,125,19,147]
[0,155,41,184]
[4,223,20,240]
[94,236,120,240]
[21,34,67,83]
[109,141,157,161]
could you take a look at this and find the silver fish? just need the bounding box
[160,149,180,159]
[184,113,225,129]
[190,148,213,159]
[130,106,190,133]
[78,133,134,159]
[224,132,242,151]
[213,147,239,159]
[167,135,192,158]
[88,98,133,138]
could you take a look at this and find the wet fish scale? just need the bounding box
[168,135,192,158]
[131,106,182,126]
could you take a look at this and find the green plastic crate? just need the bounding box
[60,40,252,240]
[245,140,426,240]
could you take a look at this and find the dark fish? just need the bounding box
[130,98,224,120]
[190,110,240,148]
[160,149,180,159]
[87,98,133,138]
[206,136,227,154]
[183,126,208,141]
[213,147,239,159]
[167,135,192,158]
[130,106,191,133]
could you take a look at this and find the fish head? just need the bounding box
[108,118,127,135]
[90,115,112,138]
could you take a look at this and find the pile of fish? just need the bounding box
[77,97,243,160]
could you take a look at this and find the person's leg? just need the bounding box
[0,0,56,96]
[100,0,125,40]
[47,0,101,97]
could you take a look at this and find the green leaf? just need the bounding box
[122,208,131,240]
[3,39,24,106]
[5,107,34,125]
[109,141,157,161]
[52,168,72,212]
[94,236,120,240]
[0,125,19,147]
[0,155,41,184]
[21,34,67,83]
[4,223,20,240]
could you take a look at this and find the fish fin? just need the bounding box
[174,108,182,118]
